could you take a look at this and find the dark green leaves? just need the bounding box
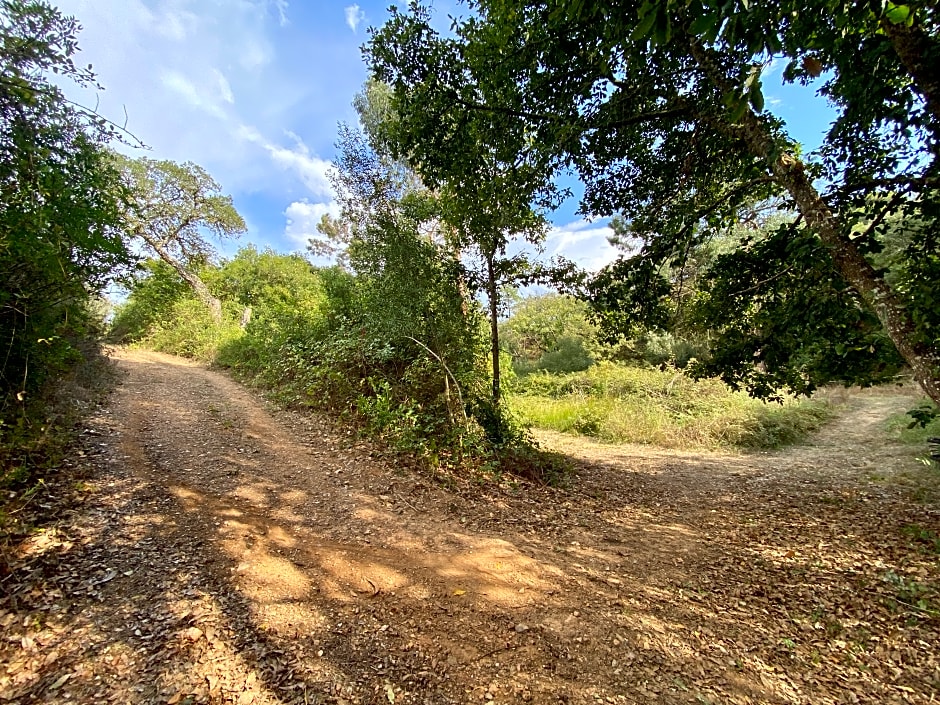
[632,3,658,41]
[370,0,940,402]
[0,0,130,430]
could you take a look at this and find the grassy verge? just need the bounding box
[887,400,940,464]
[508,362,835,450]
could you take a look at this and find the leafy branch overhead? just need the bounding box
[368,0,940,404]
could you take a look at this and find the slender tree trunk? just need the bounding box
[689,40,940,405]
[485,251,501,406]
[147,239,223,323]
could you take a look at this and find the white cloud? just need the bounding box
[160,70,229,119]
[53,1,317,189]
[545,219,620,272]
[153,6,198,41]
[213,69,235,105]
[270,0,289,27]
[284,199,340,252]
[237,127,334,199]
[344,4,365,32]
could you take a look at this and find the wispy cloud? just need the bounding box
[153,5,197,41]
[213,69,235,104]
[344,4,365,32]
[235,126,334,199]
[284,199,340,253]
[270,0,289,27]
[545,219,620,272]
[51,1,402,252]
[160,70,229,119]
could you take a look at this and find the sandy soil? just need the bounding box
[1,349,938,704]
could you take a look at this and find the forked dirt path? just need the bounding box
[2,350,938,704]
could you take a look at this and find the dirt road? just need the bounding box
[2,349,938,704]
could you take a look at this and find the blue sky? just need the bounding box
[54,0,836,273]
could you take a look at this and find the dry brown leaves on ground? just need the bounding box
[1,349,938,704]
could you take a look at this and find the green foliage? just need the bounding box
[501,294,597,365]
[1,333,114,491]
[881,569,938,616]
[368,0,940,404]
[114,153,246,318]
[888,403,940,450]
[110,260,190,342]
[531,337,595,375]
[305,90,539,465]
[1,1,129,476]
[116,154,246,264]
[510,362,834,450]
[905,402,939,430]
[366,19,571,404]
[500,293,705,375]
[209,247,331,375]
[901,524,940,555]
[632,331,703,370]
[144,298,242,362]
[688,224,904,400]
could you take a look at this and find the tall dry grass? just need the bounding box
[508,362,834,450]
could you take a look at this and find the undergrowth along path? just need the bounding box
[1,349,938,704]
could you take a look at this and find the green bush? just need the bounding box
[110,260,191,342]
[145,298,243,361]
[634,331,705,369]
[887,402,940,459]
[1,3,131,492]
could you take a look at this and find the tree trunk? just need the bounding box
[736,117,940,405]
[147,239,223,323]
[486,251,501,406]
[689,40,940,405]
[882,18,940,129]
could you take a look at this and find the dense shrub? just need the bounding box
[113,245,561,481]
[500,293,710,376]
[110,260,191,342]
[1,2,130,486]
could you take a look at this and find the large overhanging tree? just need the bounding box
[368,1,940,405]
[117,156,246,322]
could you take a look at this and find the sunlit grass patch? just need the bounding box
[508,362,834,450]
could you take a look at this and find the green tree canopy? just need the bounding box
[324,87,485,417]
[368,0,940,404]
[117,155,246,321]
[501,293,596,360]
[367,17,583,405]
[0,0,128,411]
